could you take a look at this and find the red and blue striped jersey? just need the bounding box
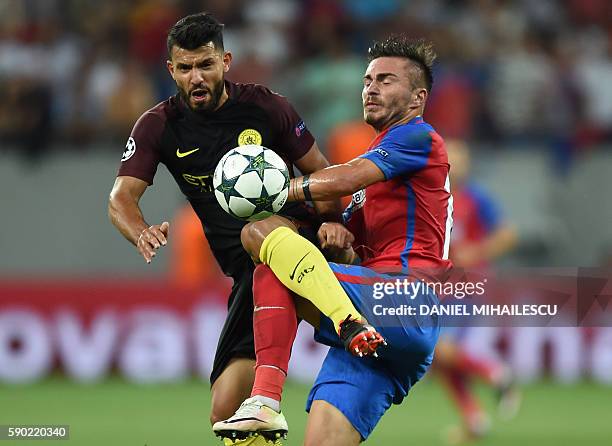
[451,182,501,266]
[343,116,453,275]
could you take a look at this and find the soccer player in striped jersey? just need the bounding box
[214,35,452,445]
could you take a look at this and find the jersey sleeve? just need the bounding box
[360,125,432,179]
[262,91,315,162]
[116,111,163,184]
[468,183,502,233]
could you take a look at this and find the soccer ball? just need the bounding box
[213,145,290,221]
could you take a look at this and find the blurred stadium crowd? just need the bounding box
[1,0,612,166]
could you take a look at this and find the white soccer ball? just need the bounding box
[213,145,290,221]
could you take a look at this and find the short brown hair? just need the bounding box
[167,13,224,58]
[368,35,436,92]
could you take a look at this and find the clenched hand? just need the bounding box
[137,221,170,263]
[317,222,354,250]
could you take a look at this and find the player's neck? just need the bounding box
[376,110,422,134]
[214,86,229,111]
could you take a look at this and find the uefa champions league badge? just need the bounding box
[122,137,136,162]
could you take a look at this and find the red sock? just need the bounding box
[441,367,484,429]
[251,264,298,402]
[453,350,503,385]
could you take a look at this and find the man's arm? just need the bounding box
[293,142,344,222]
[293,142,358,255]
[108,176,169,263]
[289,157,385,202]
[289,125,435,202]
[452,225,517,268]
[481,226,517,260]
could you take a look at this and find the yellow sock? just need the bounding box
[259,226,363,330]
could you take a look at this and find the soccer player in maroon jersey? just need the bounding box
[107,13,368,443]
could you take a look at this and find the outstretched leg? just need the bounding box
[214,216,385,442]
[434,338,521,441]
[241,216,362,331]
[241,216,383,357]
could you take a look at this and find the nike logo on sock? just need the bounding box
[289,251,311,280]
[254,306,287,312]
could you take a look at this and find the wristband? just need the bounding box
[302,175,313,202]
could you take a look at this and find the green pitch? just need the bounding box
[1,377,611,445]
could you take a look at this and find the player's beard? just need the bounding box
[180,77,225,113]
[363,100,386,131]
[364,101,404,132]
[364,110,385,132]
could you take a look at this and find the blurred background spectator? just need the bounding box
[1,0,612,161]
[0,0,611,272]
[1,5,611,442]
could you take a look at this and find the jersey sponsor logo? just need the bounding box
[121,137,136,162]
[295,120,307,137]
[176,147,200,158]
[351,189,366,208]
[237,129,262,146]
[182,173,214,192]
[342,189,366,223]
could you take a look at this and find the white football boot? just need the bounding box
[213,397,288,443]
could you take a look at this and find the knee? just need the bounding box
[304,400,362,446]
[240,221,262,259]
[303,437,317,446]
[304,432,357,446]
[241,216,296,261]
[303,432,324,446]
[304,434,331,446]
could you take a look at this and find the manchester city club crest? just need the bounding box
[237,128,262,146]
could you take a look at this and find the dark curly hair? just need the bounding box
[167,13,224,57]
[368,35,436,92]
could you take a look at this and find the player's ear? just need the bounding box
[166,60,175,79]
[413,88,428,108]
[222,51,232,73]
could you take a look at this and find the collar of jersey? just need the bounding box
[380,115,423,134]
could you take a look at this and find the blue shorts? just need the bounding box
[306,263,440,440]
